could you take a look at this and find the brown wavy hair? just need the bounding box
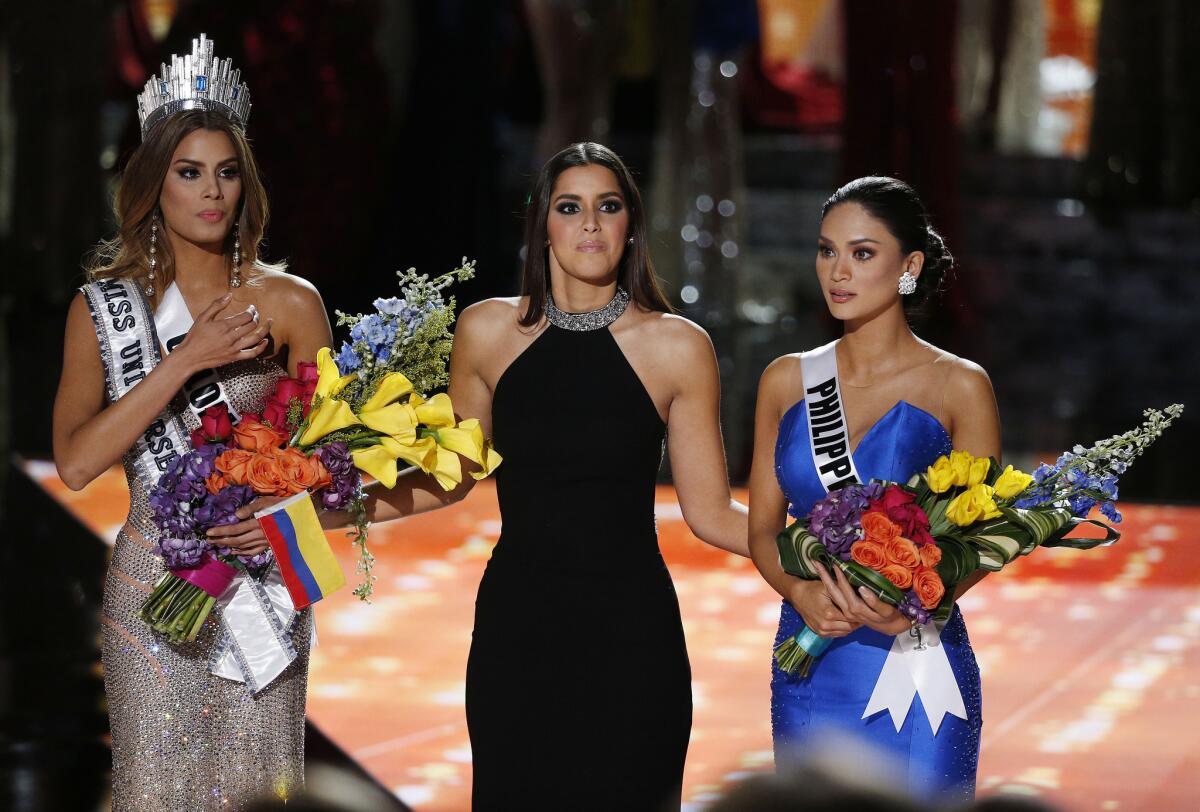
[87,109,282,299]
[519,142,673,327]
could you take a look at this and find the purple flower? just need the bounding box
[898,593,932,625]
[318,442,354,477]
[172,475,206,503]
[316,443,359,510]
[184,445,223,480]
[805,483,878,561]
[155,535,206,570]
[216,545,273,573]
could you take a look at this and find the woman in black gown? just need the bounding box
[448,143,749,810]
[214,142,744,806]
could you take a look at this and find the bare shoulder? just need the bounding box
[64,290,101,348]
[758,353,804,420]
[933,349,995,404]
[254,268,324,309]
[457,296,525,338]
[633,310,715,360]
[761,352,802,390]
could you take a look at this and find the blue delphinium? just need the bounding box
[336,341,361,372]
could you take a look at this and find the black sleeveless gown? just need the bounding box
[466,323,692,811]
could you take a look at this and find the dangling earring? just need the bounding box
[898,270,917,296]
[230,223,242,288]
[145,213,159,296]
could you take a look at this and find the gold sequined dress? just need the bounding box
[101,357,310,810]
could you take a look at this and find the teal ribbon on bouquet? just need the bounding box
[774,521,908,678]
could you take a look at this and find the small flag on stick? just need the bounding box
[256,491,345,609]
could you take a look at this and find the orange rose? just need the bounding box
[879,563,914,590]
[232,418,288,452]
[850,540,887,570]
[215,449,254,485]
[275,447,331,494]
[883,536,921,569]
[919,544,943,569]
[246,452,290,496]
[205,472,229,495]
[860,511,900,545]
[914,567,946,609]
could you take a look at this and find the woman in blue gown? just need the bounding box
[748,177,1001,803]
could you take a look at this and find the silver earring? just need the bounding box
[145,213,158,296]
[230,223,242,288]
[627,237,634,245]
[898,271,917,296]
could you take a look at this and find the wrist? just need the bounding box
[161,344,199,381]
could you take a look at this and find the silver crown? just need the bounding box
[135,34,251,139]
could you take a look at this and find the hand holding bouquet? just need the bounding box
[142,259,502,643]
[775,404,1184,677]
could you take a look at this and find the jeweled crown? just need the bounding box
[135,34,251,139]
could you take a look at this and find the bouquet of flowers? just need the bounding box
[774,403,1184,677]
[140,375,357,642]
[141,259,501,643]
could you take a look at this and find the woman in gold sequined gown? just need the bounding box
[52,88,333,808]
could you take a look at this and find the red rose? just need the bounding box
[273,377,305,405]
[870,487,930,540]
[189,428,210,448]
[909,525,935,547]
[261,399,289,431]
[300,381,317,415]
[869,485,916,514]
[199,404,234,443]
[889,501,931,539]
[296,361,319,383]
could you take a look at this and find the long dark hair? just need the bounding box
[821,176,954,316]
[519,142,673,327]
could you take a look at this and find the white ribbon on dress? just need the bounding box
[801,340,967,736]
[862,619,968,734]
[209,564,299,693]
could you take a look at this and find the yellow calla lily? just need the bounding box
[350,436,440,488]
[411,392,456,428]
[351,442,402,488]
[362,372,415,413]
[299,397,362,446]
[358,401,419,442]
[314,346,357,400]
[428,445,464,491]
[435,418,503,479]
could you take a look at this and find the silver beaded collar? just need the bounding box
[545,286,630,331]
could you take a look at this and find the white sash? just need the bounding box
[800,340,863,492]
[80,279,191,493]
[800,340,966,735]
[155,282,242,423]
[83,278,302,693]
[209,563,298,693]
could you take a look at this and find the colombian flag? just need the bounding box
[256,491,346,609]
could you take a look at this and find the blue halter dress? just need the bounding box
[772,397,982,803]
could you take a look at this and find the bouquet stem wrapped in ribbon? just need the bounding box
[774,404,1184,679]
